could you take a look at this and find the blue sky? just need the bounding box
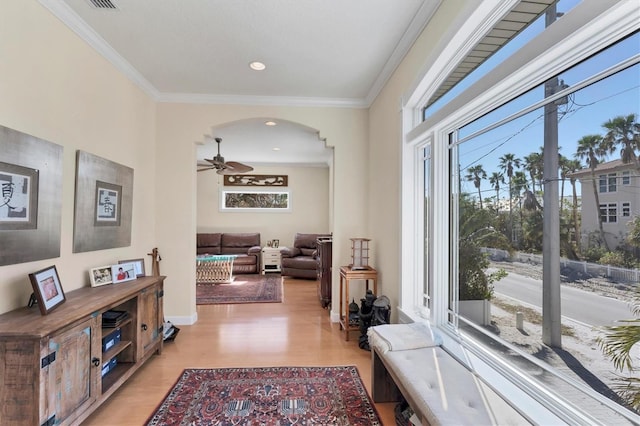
[432,0,640,200]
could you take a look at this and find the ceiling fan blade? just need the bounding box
[197,166,217,172]
[217,161,253,175]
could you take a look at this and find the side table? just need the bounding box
[339,266,378,341]
[261,246,284,274]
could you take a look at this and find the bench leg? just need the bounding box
[371,349,403,403]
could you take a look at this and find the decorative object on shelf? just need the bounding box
[272,239,279,248]
[73,150,133,253]
[89,265,113,287]
[0,124,63,266]
[223,174,288,186]
[148,247,162,276]
[350,238,370,270]
[118,258,145,277]
[111,262,137,284]
[28,265,66,315]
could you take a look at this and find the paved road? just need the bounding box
[493,272,632,326]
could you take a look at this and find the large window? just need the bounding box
[404,1,640,423]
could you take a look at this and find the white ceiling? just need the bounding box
[39,0,441,165]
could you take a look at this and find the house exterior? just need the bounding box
[571,159,639,250]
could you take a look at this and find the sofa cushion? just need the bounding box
[293,233,331,249]
[197,233,221,255]
[281,256,318,270]
[221,233,260,248]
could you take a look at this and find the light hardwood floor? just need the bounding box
[83,276,397,425]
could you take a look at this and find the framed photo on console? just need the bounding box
[28,265,65,315]
[89,265,113,287]
[118,258,145,277]
[111,262,137,284]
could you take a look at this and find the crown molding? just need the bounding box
[39,0,161,100]
[365,0,443,106]
[156,92,368,108]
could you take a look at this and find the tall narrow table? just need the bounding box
[339,266,378,341]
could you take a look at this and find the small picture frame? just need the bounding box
[118,258,145,278]
[89,265,113,287]
[28,265,65,315]
[111,262,137,284]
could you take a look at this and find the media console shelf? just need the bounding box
[0,275,165,426]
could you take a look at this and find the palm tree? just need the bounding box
[465,165,487,209]
[558,154,569,213]
[512,171,528,247]
[565,158,583,251]
[489,172,504,211]
[597,288,640,410]
[575,134,609,251]
[602,113,640,170]
[499,153,521,244]
[523,152,543,195]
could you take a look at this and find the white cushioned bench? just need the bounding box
[368,323,530,425]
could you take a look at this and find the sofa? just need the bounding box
[280,233,331,279]
[196,233,261,274]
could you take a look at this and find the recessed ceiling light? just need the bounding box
[249,61,266,71]
[264,121,277,126]
[273,147,281,151]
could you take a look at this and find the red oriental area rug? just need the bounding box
[197,274,282,305]
[146,366,381,425]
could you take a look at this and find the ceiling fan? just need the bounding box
[197,137,254,175]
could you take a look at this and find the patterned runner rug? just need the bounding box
[146,366,381,425]
[196,273,282,305]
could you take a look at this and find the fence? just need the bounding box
[482,247,640,284]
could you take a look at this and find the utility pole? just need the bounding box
[542,4,562,347]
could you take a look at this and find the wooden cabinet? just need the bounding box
[316,237,332,308]
[0,276,164,426]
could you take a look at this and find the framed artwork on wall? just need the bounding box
[220,190,290,211]
[94,181,121,226]
[0,124,63,266]
[73,150,133,253]
[0,161,39,230]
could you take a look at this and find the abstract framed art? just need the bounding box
[0,124,63,266]
[0,161,39,230]
[73,151,133,253]
[94,180,121,226]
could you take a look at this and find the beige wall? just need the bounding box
[155,103,368,323]
[197,164,330,247]
[0,0,463,325]
[368,1,464,317]
[0,2,157,314]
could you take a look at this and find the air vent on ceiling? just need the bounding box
[87,0,119,9]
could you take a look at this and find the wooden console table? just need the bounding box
[0,276,164,426]
[339,266,378,341]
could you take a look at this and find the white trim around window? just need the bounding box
[400,0,640,424]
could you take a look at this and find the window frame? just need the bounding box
[400,1,640,423]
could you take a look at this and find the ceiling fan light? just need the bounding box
[249,61,266,71]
